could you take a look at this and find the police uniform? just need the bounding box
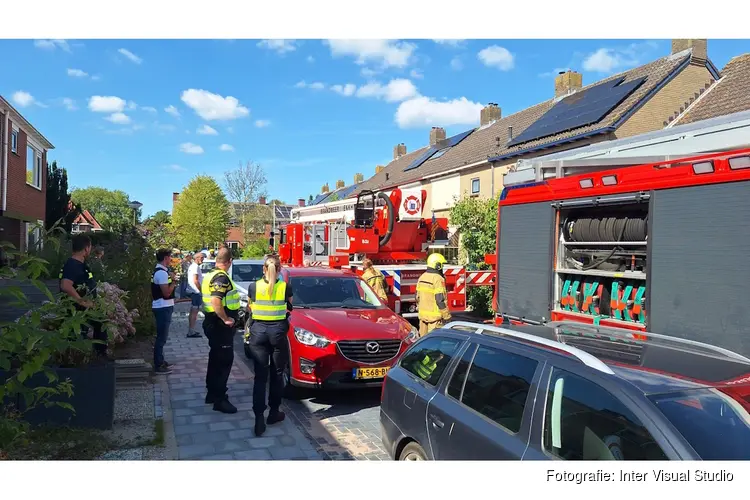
[416,254,452,337]
[59,257,107,355]
[247,276,293,434]
[362,267,388,302]
[201,268,241,410]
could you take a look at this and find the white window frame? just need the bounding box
[11,128,18,154]
[26,144,43,190]
[471,177,480,195]
[25,220,44,252]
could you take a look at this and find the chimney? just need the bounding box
[335,179,345,189]
[393,143,407,159]
[172,192,179,213]
[430,127,446,146]
[507,126,513,143]
[480,103,502,126]
[297,198,305,207]
[671,39,708,64]
[554,70,583,98]
[376,165,385,174]
[321,183,329,194]
[353,173,364,184]
[259,196,266,205]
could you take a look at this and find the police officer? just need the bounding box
[416,253,452,337]
[246,254,293,437]
[201,247,241,414]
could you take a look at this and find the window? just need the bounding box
[11,130,18,154]
[400,336,461,387]
[650,389,750,460]
[25,221,43,253]
[289,276,385,309]
[226,241,239,249]
[459,346,538,433]
[447,344,476,400]
[543,368,667,460]
[232,263,264,283]
[471,178,480,195]
[26,145,42,189]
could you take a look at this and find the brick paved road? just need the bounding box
[163,304,322,460]
[233,339,390,461]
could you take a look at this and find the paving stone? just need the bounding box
[179,444,217,459]
[198,454,234,460]
[220,441,251,453]
[174,423,210,436]
[191,431,231,445]
[269,447,307,460]
[278,435,297,447]
[189,414,223,424]
[234,449,272,460]
[228,429,254,439]
[174,416,189,426]
[176,434,193,446]
[248,437,277,448]
[208,421,237,432]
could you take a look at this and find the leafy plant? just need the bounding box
[173,175,231,250]
[449,195,498,317]
[70,186,135,234]
[242,237,269,259]
[96,283,139,344]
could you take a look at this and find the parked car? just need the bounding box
[380,320,750,461]
[243,266,419,395]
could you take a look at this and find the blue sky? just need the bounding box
[3,38,750,217]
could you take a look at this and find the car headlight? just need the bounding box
[404,327,419,344]
[294,327,331,348]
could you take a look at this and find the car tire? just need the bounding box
[399,442,428,461]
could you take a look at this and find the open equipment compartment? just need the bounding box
[553,194,649,328]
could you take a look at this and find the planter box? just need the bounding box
[18,362,116,430]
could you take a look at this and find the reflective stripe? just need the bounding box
[416,281,441,320]
[201,269,240,313]
[251,279,287,321]
[414,356,437,379]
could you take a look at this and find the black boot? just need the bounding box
[267,410,286,425]
[254,413,266,436]
[205,393,219,405]
[213,398,237,414]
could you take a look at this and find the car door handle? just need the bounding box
[429,413,444,429]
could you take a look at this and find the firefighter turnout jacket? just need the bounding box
[416,268,451,323]
[362,267,388,302]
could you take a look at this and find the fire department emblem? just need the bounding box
[403,195,421,216]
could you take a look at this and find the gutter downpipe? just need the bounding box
[490,161,495,198]
[2,110,8,212]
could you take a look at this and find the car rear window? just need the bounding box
[650,389,750,460]
[232,263,263,282]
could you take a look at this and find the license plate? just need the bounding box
[352,367,390,379]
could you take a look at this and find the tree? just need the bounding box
[269,199,285,206]
[223,161,268,245]
[45,161,78,231]
[172,175,230,250]
[308,195,313,205]
[142,210,178,249]
[71,187,133,234]
[449,195,498,317]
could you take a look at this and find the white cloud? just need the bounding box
[433,39,466,47]
[197,124,218,135]
[67,68,88,78]
[355,79,419,102]
[583,49,622,73]
[361,67,378,79]
[582,42,659,74]
[331,83,357,97]
[325,39,416,68]
[91,75,102,81]
[254,120,271,128]
[62,98,78,111]
[295,80,326,90]
[11,91,37,108]
[219,144,235,152]
[106,112,131,124]
[165,164,186,172]
[118,48,142,64]
[226,127,234,134]
[395,96,484,129]
[34,39,70,52]
[180,142,204,155]
[478,45,515,71]
[89,95,126,113]
[410,69,424,79]
[450,57,463,71]
[165,105,180,117]
[142,106,158,113]
[180,89,250,121]
[128,101,138,110]
[257,39,297,54]
[306,55,315,63]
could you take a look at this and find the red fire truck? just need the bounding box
[279,187,494,317]
[488,146,750,355]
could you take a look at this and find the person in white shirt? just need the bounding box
[152,249,176,374]
[187,252,205,338]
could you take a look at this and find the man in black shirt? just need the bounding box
[59,233,107,356]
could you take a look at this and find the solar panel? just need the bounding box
[507,76,648,147]
[404,128,475,172]
[274,205,292,220]
[336,184,359,200]
[312,194,328,205]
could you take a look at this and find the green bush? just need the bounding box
[242,237,269,259]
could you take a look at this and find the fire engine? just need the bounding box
[279,186,494,317]
[486,109,750,355]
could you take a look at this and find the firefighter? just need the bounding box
[201,247,240,414]
[416,253,452,337]
[361,258,388,302]
[246,254,294,437]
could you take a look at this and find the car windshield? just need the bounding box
[232,263,263,282]
[290,276,384,309]
[649,388,750,460]
[200,261,216,272]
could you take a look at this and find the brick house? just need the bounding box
[71,208,104,234]
[349,39,719,226]
[0,95,54,254]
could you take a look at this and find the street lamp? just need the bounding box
[128,200,143,226]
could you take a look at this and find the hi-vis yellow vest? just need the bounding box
[201,269,240,313]
[251,279,288,321]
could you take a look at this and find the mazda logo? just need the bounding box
[365,341,380,354]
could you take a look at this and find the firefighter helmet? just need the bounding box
[426,253,447,271]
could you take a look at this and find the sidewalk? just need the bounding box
[162,303,322,460]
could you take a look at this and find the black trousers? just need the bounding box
[203,318,235,401]
[247,319,289,415]
[80,320,107,355]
